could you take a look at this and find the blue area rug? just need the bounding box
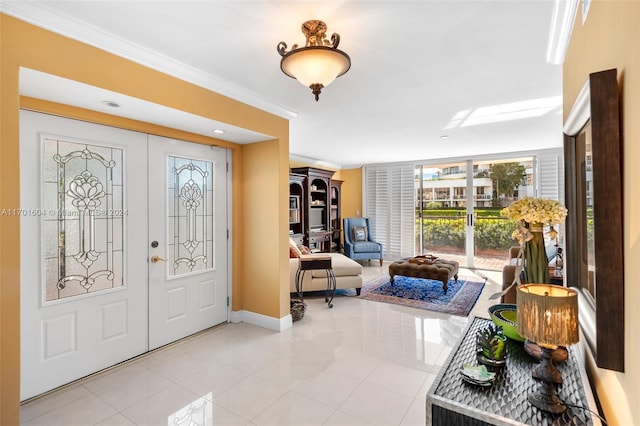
[359,274,485,316]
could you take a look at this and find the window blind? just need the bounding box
[537,151,565,204]
[364,164,415,260]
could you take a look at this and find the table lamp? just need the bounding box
[516,284,579,413]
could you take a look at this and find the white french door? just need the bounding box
[20,111,229,400]
[147,135,228,350]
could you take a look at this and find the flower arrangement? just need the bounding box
[500,197,568,226]
[501,197,568,284]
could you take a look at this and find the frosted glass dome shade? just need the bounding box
[280,46,351,88]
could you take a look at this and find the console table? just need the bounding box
[427,316,601,425]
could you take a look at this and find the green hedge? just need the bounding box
[474,220,518,250]
[419,208,504,218]
[420,217,516,251]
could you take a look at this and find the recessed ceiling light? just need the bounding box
[102,100,120,108]
[440,135,450,140]
[213,129,225,134]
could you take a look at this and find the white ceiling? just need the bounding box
[2,1,564,168]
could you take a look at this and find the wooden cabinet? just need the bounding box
[290,167,338,253]
[330,180,343,252]
[289,173,306,245]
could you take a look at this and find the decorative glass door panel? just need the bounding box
[167,156,214,278]
[42,138,124,302]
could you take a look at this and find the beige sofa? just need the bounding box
[290,253,363,295]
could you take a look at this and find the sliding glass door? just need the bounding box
[471,157,534,269]
[415,162,468,262]
[416,156,534,270]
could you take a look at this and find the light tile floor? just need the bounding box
[20,263,503,426]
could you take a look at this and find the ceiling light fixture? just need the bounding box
[277,20,351,101]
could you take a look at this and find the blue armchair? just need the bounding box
[343,217,383,266]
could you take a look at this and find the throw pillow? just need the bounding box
[353,226,368,242]
[298,244,311,255]
[289,237,302,258]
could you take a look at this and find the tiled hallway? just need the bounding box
[20,264,503,426]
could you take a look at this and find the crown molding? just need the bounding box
[339,163,365,170]
[289,154,342,170]
[546,0,579,65]
[0,2,298,119]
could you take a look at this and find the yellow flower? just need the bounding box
[511,229,524,244]
[500,197,568,226]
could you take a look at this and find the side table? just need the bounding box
[295,254,337,308]
[427,316,601,425]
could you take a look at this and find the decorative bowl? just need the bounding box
[488,304,525,342]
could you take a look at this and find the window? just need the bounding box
[364,150,562,269]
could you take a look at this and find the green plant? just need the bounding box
[418,216,516,251]
[476,324,506,360]
[473,219,518,251]
[425,201,442,210]
[421,218,466,248]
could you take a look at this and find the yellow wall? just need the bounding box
[243,140,291,317]
[564,2,640,425]
[0,14,290,424]
[339,168,364,220]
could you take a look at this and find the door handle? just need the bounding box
[467,213,475,227]
[150,255,166,263]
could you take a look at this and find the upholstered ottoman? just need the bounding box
[388,255,459,294]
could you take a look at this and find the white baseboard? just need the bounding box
[230,309,292,332]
